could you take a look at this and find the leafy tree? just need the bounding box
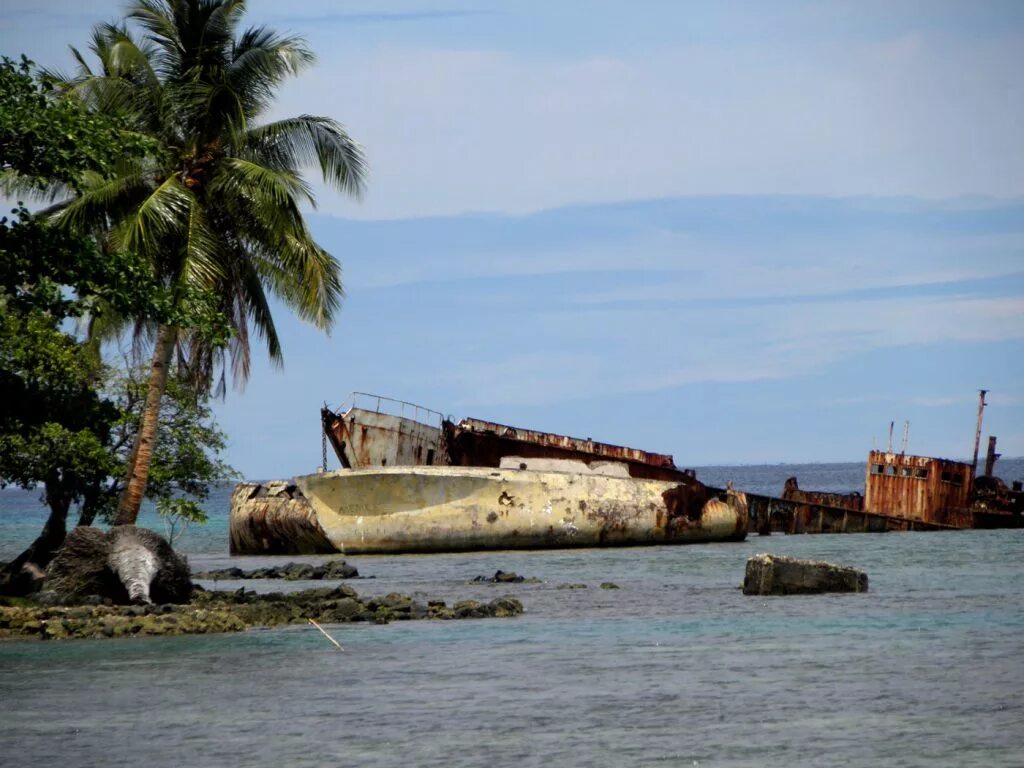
[84,363,238,542]
[0,55,229,594]
[47,0,367,525]
[0,55,149,190]
[0,56,154,593]
[0,287,116,593]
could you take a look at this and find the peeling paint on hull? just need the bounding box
[277,466,747,555]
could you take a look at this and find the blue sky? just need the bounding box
[3,2,1022,478]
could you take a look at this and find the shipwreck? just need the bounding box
[230,393,747,555]
[748,390,1022,534]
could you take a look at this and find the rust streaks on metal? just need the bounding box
[450,417,674,468]
[783,477,863,511]
[229,482,336,555]
[660,482,710,537]
[322,392,693,482]
[863,451,973,525]
[444,417,691,482]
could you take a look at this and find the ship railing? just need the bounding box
[335,392,445,428]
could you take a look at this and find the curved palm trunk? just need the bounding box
[115,323,177,525]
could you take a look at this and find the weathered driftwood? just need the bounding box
[742,553,868,595]
[45,526,191,604]
[229,482,336,555]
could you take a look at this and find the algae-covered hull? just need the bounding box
[276,464,747,555]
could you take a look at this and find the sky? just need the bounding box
[2,1,1023,479]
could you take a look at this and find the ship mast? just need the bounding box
[971,389,987,475]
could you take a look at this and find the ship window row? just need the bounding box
[870,464,929,480]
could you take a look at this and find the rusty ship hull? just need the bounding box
[228,394,750,555]
[288,461,747,555]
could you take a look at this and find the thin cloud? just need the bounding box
[267,10,490,26]
[274,27,1024,220]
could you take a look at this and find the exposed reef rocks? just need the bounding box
[0,585,525,641]
[192,561,360,581]
[470,570,541,584]
[742,553,868,595]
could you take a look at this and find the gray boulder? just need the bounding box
[742,553,868,595]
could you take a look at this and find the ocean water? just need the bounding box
[1,461,1023,767]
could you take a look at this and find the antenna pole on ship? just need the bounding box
[971,389,988,475]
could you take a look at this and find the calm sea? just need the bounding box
[1,460,1022,767]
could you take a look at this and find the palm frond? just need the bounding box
[206,161,342,330]
[53,164,151,236]
[210,156,315,208]
[250,231,343,331]
[68,46,96,78]
[230,26,314,90]
[181,197,226,286]
[236,256,283,368]
[99,24,160,89]
[113,174,195,270]
[0,170,72,203]
[244,115,367,198]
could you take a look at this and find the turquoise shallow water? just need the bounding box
[1,461,1023,767]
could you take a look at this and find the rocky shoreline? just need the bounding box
[0,584,524,641]
[192,561,361,580]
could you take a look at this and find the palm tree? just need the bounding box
[51,0,366,524]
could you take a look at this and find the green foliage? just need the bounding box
[0,212,122,517]
[0,53,231,525]
[85,364,237,538]
[52,0,366,390]
[0,55,152,192]
[0,300,116,525]
[0,204,220,330]
[112,364,237,506]
[155,499,208,546]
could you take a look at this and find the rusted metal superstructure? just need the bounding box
[782,477,862,512]
[863,451,974,527]
[321,393,444,470]
[764,391,1022,532]
[443,417,688,481]
[321,393,693,481]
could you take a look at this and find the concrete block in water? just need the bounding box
[742,553,868,595]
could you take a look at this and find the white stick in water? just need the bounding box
[308,618,344,651]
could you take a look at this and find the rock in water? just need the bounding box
[45,526,191,605]
[742,553,868,595]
